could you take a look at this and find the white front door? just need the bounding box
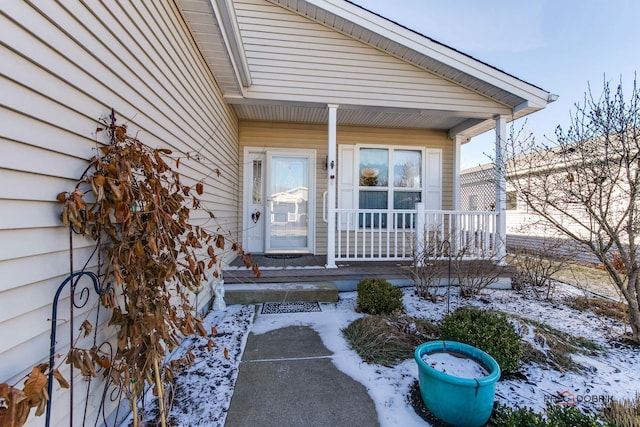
[243,148,315,254]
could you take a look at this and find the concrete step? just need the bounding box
[224,282,339,305]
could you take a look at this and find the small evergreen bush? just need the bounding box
[356,278,403,315]
[545,403,604,426]
[441,307,522,373]
[488,404,545,427]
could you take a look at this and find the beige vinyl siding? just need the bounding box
[238,122,452,254]
[233,0,511,115]
[1,2,238,425]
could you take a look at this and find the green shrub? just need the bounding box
[545,403,604,426]
[356,278,403,315]
[488,404,545,427]
[440,307,522,373]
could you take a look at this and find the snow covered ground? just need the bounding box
[139,283,640,426]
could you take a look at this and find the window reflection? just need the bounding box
[394,150,421,188]
[359,148,388,187]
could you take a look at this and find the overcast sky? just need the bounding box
[350,0,640,169]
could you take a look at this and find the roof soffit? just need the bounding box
[212,0,252,87]
[177,0,251,96]
[230,101,480,130]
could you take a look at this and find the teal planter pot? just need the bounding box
[414,341,500,427]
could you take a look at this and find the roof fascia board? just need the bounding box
[212,0,252,88]
[514,101,531,114]
[452,101,549,140]
[448,118,487,140]
[460,162,495,174]
[289,0,550,106]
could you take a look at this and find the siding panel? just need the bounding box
[0,2,239,426]
[0,228,81,264]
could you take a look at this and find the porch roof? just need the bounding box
[177,0,556,141]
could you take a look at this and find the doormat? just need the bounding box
[261,301,322,314]
[264,254,303,259]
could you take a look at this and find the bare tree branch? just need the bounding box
[506,76,640,342]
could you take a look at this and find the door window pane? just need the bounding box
[359,149,388,187]
[252,160,262,204]
[269,156,309,250]
[394,150,421,188]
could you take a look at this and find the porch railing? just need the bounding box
[333,206,498,262]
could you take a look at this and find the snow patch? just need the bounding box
[422,351,489,378]
[126,282,640,427]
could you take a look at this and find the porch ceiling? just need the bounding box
[231,102,475,131]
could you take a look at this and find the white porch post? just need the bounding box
[452,136,462,210]
[326,104,339,268]
[494,115,507,262]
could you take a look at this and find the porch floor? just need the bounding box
[223,255,415,292]
[222,255,514,304]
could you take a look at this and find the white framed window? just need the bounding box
[338,144,442,228]
[358,148,422,227]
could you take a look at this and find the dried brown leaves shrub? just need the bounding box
[54,112,257,425]
[0,364,68,427]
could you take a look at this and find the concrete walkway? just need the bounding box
[225,325,379,427]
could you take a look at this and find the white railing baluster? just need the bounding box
[483,214,489,257]
[338,211,342,259]
[354,212,358,259]
[332,209,496,262]
[371,212,375,258]
[378,215,384,258]
[386,212,391,258]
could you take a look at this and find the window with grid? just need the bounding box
[358,148,422,227]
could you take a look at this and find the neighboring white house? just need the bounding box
[460,158,602,264]
[1,0,555,425]
[460,163,496,212]
[461,160,566,235]
[460,162,551,252]
[460,162,520,214]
